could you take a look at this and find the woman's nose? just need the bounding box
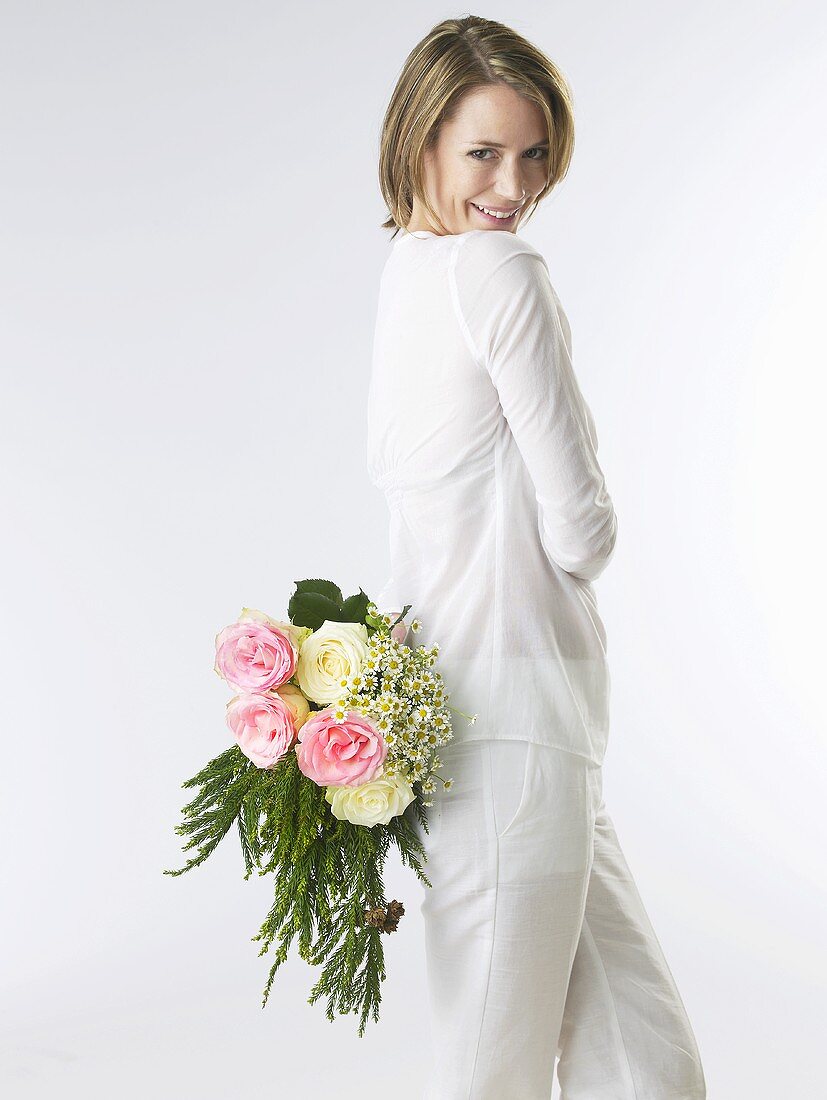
[494,166,528,204]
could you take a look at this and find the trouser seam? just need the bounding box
[466,743,499,1100]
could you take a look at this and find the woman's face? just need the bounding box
[408,83,550,236]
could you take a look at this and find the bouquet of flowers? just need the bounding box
[164,578,474,1035]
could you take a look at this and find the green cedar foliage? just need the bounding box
[164,724,433,1036]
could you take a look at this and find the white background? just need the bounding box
[2,2,825,1097]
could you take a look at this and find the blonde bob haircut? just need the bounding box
[379,15,575,238]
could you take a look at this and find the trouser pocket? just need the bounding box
[486,740,533,841]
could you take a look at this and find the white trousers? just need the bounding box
[413,739,707,1100]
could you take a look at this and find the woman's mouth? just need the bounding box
[469,202,521,224]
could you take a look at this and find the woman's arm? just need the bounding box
[451,232,617,582]
[372,575,409,642]
[373,574,398,609]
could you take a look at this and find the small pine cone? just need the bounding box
[363,905,387,929]
[383,899,405,932]
[363,899,406,933]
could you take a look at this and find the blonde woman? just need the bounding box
[367,15,707,1100]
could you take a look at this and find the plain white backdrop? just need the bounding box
[2,2,825,1097]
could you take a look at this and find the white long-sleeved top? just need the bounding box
[366,227,617,765]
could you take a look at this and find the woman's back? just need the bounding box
[367,226,617,765]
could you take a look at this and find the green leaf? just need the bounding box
[292,578,343,603]
[288,591,345,630]
[342,589,371,623]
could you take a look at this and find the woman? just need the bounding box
[367,16,707,1100]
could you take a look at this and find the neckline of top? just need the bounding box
[396,228,439,241]
[395,227,520,245]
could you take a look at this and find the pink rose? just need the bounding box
[226,691,297,769]
[386,611,409,645]
[214,618,297,693]
[295,708,387,788]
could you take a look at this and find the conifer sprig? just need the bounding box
[164,746,260,877]
[250,751,432,1035]
[165,735,434,1034]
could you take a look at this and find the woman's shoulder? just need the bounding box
[454,229,548,278]
[452,229,550,295]
[456,228,544,259]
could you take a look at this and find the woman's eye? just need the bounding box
[468,148,548,161]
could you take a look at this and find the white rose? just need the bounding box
[296,620,370,705]
[325,769,416,827]
[274,682,311,730]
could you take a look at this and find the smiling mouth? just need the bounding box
[470,202,522,222]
